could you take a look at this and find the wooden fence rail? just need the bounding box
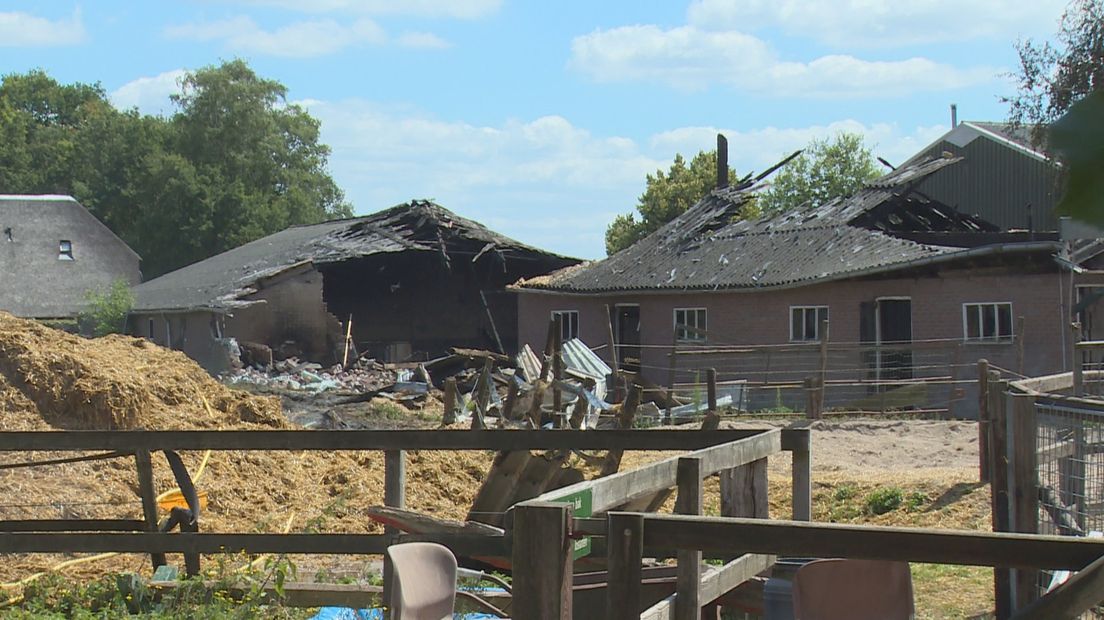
[0,428,806,618]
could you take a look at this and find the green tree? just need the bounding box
[0,61,352,278]
[757,132,880,215]
[80,279,134,337]
[605,150,739,255]
[1004,0,1104,225]
[1004,0,1103,146]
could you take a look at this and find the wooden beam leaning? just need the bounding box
[606,512,644,620]
[512,501,573,620]
[640,553,776,620]
[524,430,781,514]
[0,429,795,452]
[674,457,703,620]
[639,515,1104,570]
[1012,552,1104,620]
[979,359,991,483]
[134,449,165,569]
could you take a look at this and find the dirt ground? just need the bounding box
[725,417,981,472]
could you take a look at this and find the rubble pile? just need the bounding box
[227,357,399,393]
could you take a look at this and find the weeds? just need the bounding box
[865,486,904,515]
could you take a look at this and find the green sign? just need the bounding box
[551,488,593,559]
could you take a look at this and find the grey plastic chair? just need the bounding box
[387,542,458,620]
[792,558,915,620]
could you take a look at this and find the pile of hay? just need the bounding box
[0,312,284,430]
[0,313,492,582]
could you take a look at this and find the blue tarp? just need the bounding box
[310,609,499,620]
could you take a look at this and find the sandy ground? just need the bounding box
[720,418,980,473]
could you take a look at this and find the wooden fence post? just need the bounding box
[790,429,812,521]
[720,459,769,519]
[1009,392,1039,612]
[382,450,406,611]
[606,304,622,402]
[804,377,818,420]
[706,368,717,412]
[666,331,679,425]
[988,370,1012,619]
[1073,322,1083,397]
[442,377,458,426]
[606,511,644,620]
[818,318,829,415]
[1016,316,1026,376]
[553,315,564,421]
[675,457,703,620]
[979,359,991,483]
[513,502,574,620]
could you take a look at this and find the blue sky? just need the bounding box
[0,1,1069,259]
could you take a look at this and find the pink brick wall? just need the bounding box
[517,269,1070,391]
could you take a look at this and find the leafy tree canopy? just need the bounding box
[605,150,741,255]
[1005,0,1103,225]
[1005,0,1104,146]
[757,132,881,215]
[0,60,351,278]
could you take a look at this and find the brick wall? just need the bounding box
[518,268,1071,414]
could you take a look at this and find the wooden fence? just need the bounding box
[0,427,808,618]
[980,355,1104,619]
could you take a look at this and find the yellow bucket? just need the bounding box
[157,490,209,513]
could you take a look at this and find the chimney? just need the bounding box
[950,103,958,128]
[716,133,729,189]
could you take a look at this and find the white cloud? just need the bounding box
[570,25,994,97]
[396,31,451,49]
[218,0,500,19]
[110,69,185,116]
[0,10,86,47]
[165,16,387,57]
[299,98,952,258]
[687,0,1067,48]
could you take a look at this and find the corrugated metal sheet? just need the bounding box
[561,338,612,380]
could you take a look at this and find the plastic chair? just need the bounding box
[792,558,915,620]
[387,542,458,620]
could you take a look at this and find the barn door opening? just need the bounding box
[860,298,913,387]
[614,304,641,372]
[877,298,913,382]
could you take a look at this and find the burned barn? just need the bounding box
[129,200,578,372]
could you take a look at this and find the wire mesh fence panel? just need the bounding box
[1034,397,1104,614]
[666,340,979,419]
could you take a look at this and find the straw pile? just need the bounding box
[0,312,493,582]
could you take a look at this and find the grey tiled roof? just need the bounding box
[132,200,576,312]
[517,157,1004,293]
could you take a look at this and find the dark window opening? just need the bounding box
[551,310,579,341]
[59,240,74,260]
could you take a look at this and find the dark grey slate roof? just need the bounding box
[517,157,1045,294]
[132,200,576,312]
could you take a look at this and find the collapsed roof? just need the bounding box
[516,157,1059,294]
[132,200,578,313]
